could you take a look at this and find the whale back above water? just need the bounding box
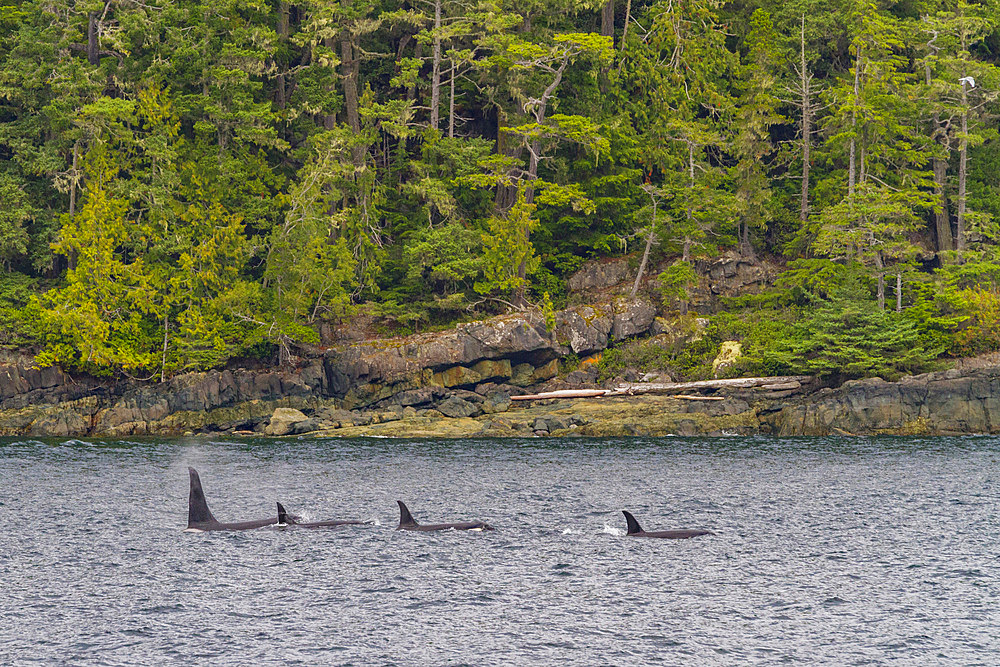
[622,510,713,540]
[186,468,278,531]
[276,501,366,528]
[396,500,493,532]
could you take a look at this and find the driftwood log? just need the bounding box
[510,376,812,401]
[607,376,812,396]
[511,389,609,401]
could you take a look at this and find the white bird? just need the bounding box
[959,76,976,88]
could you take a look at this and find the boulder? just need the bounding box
[555,304,613,355]
[392,387,444,407]
[290,418,320,434]
[30,406,92,437]
[446,389,485,404]
[472,359,512,383]
[567,258,630,292]
[265,407,310,436]
[481,393,512,414]
[565,367,599,386]
[459,313,555,361]
[611,298,657,340]
[530,360,559,384]
[431,365,482,388]
[437,397,479,419]
[510,363,535,387]
[315,407,359,427]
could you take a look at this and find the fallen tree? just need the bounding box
[510,376,813,401]
[608,376,812,396]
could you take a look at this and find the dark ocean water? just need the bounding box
[0,436,996,665]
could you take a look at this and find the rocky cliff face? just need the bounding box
[766,368,1000,436]
[0,299,656,436]
[2,299,998,438]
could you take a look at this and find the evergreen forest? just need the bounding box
[2,0,1000,381]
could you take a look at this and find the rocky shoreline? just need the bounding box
[3,293,1000,438]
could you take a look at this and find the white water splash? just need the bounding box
[602,523,624,536]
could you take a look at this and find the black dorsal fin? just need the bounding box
[622,510,643,535]
[397,500,418,528]
[188,468,218,527]
[277,502,290,525]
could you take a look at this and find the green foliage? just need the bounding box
[475,191,539,300]
[0,171,32,268]
[0,270,39,346]
[597,338,678,381]
[772,272,941,380]
[672,310,798,380]
[657,260,698,307]
[541,291,556,332]
[1,0,1000,380]
[953,286,1000,355]
[732,9,783,252]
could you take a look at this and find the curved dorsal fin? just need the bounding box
[622,510,643,535]
[397,500,418,527]
[188,468,218,527]
[277,501,290,525]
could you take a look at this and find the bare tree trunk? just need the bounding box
[522,55,569,205]
[741,219,752,258]
[87,12,100,65]
[923,38,953,253]
[799,16,811,223]
[340,40,360,135]
[340,10,363,166]
[957,78,969,257]
[513,54,572,301]
[276,1,290,110]
[932,155,952,251]
[601,0,614,43]
[493,109,521,212]
[620,0,631,48]
[323,36,338,130]
[895,272,902,313]
[849,46,861,200]
[875,252,885,311]
[630,191,657,299]
[448,61,456,138]
[430,0,442,131]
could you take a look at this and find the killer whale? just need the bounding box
[186,467,280,532]
[396,500,493,532]
[276,502,367,529]
[622,510,713,539]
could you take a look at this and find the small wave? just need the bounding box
[602,523,624,536]
[561,528,582,535]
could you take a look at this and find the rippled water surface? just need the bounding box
[1,436,997,665]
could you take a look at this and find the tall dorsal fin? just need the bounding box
[277,502,290,525]
[397,500,418,528]
[622,510,643,535]
[188,468,218,527]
